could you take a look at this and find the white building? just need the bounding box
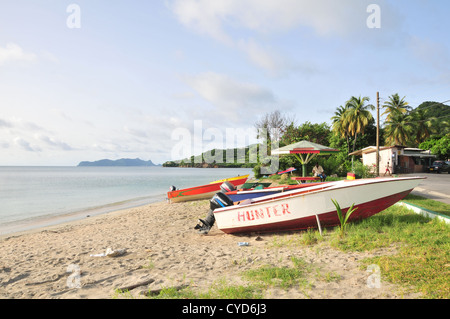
[349,146,436,174]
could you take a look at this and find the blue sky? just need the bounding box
[0,0,449,165]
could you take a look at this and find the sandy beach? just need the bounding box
[0,199,422,299]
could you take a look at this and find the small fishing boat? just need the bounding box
[210,175,250,184]
[241,181,272,189]
[168,175,249,203]
[226,182,328,203]
[213,176,424,234]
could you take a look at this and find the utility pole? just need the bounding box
[376,91,380,177]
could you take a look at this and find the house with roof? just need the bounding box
[349,145,436,174]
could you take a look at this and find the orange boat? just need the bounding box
[167,175,249,203]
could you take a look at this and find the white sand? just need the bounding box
[0,200,421,299]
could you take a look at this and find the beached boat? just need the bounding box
[210,175,250,184]
[213,176,424,234]
[226,182,328,203]
[269,167,296,176]
[241,181,272,189]
[168,175,249,203]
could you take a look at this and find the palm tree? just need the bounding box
[382,93,410,121]
[344,96,375,152]
[409,108,433,144]
[331,105,351,154]
[384,112,412,146]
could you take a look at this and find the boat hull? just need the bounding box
[168,175,249,203]
[210,175,250,184]
[213,177,423,234]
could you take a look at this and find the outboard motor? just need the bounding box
[195,192,233,234]
[167,186,177,202]
[211,192,234,209]
[220,181,236,193]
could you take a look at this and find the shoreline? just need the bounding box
[0,198,422,299]
[0,193,167,239]
[0,166,253,238]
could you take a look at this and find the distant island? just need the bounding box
[77,158,159,167]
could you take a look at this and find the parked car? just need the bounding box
[429,160,450,173]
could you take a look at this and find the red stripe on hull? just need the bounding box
[168,177,248,202]
[219,189,413,234]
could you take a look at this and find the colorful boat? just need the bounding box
[168,175,249,203]
[213,176,424,234]
[269,167,297,176]
[241,182,272,189]
[210,175,250,184]
[226,182,328,203]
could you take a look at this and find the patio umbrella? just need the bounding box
[271,140,340,177]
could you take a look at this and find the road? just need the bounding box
[401,172,450,205]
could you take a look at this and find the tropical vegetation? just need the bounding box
[164,95,449,175]
[252,95,449,177]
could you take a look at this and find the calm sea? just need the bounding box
[0,166,252,236]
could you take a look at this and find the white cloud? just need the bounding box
[236,39,286,75]
[0,43,37,66]
[168,0,235,44]
[14,137,41,152]
[123,126,148,138]
[182,72,296,130]
[168,0,384,38]
[0,118,12,128]
[36,134,73,151]
[168,0,393,75]
[0,141,9,149]
[184,72,277,111]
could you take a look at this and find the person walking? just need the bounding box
[384,161,391,176]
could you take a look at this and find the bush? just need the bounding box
[352,161,376,178]
[253,164,263,178]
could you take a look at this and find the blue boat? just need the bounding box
[226,182,327,203]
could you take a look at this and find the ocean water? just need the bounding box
[0,166,252,236]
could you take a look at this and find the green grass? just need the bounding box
[331,205,449,298]
[138,197,449,299]
[146,280,263,299]
[243,257,310,289]
[402,194,450,217]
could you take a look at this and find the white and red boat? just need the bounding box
[213,176,424,234]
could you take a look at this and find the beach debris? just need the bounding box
[90,247,127,258]
[238,242,249,246]
[116,278,155,292]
